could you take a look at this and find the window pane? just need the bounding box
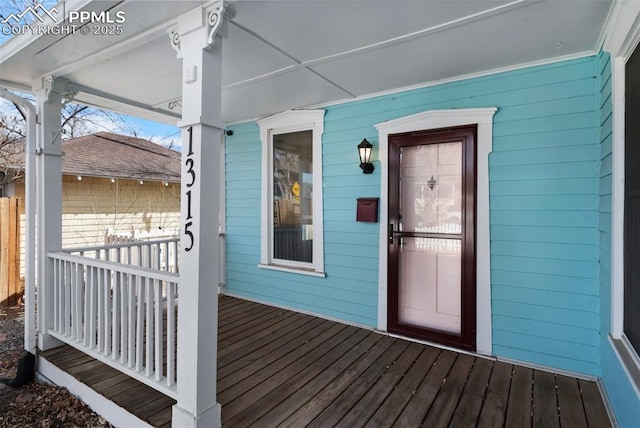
[273,130,313,263]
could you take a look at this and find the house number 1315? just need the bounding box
[184,127,195,252]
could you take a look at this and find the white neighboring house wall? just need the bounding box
[11,176,180,283]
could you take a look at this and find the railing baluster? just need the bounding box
[174,241,179,273]
[97,267,104,352]
[167,281,175,386]
[112,269,120,360]
[89,266,96,349]
[163,242,168,272]
[120,271,127,364]
[145,280,153,377]
[104,266,111,355]
[136,276,144,372]
[147,244,152,269]
[64,261,70,336]
[71,262,75,337]
[83,260,90,346]
[53,259,59,332]
[127,273,135,367]
[154,278,163,381]
[76,261,84,342]
[155,243,161,271]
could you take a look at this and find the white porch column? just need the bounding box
[171,5,224,428]
[33,76,65,351]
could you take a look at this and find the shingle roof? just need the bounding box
[1,132,181,182]
[61,132,180,181]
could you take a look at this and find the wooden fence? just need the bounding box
[0,197,21,306]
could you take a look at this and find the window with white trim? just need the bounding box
[258,110,325,276]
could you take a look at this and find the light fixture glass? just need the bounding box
[358,139,375,174]
[139,180,144,185]
[76,175,82,181]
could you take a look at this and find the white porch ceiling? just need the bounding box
[0,0,614,125]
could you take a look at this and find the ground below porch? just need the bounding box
[39,295,612,427]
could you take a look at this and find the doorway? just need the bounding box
[387,126,477,351]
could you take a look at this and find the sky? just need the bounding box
[0,0,181,150]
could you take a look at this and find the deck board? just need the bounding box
[448,356,494,427]
[579,378,612,427]
[533,370,560,428]
[557,374,589,426]
[393,349,458,427]
[40,295,612,428]
[422,353,475,427]
[307,340,410,428]
[280,335,397,428]
[477,360,513,428]
[505,365,533,428]
[364,346,440,427]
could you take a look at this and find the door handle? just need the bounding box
[389,224,405,244]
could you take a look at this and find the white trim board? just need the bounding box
[257,109,326,276]
[374,107,497,356]
[606,0,640,405]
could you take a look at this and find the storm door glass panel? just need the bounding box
[398,142,462,333]
[273,130,313,263]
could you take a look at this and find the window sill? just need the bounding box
[609,334,640,397]
[258,263,326,278]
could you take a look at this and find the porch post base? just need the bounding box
[37,333,63,351]
[171,402,221,428]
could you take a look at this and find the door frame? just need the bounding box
[387,126,477,351]
[375,107,497,356]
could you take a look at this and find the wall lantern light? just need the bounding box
[358,139,375,174]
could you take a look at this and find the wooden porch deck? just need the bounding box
[40,295,612,427]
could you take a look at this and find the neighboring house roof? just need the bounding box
[62,132,180,182]
[0,132,181,182]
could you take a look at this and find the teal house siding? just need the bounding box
[225,55,602,375]
[596,52,640,426]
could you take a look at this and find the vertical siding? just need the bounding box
[226,56,602,374]
[597,52,640,427]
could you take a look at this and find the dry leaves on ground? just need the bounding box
[0,305,113,428]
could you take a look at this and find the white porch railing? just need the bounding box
[66,238,180,273]
[47,239,180,399]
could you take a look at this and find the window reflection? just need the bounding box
[273,130,313,263]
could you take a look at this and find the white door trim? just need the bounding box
[375,107,497,356]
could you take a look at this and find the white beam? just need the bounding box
[171,4,224,428]
[34,75,65,351]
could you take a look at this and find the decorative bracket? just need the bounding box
[206,4,225,47]
[170,30,182,59]
[169,3,227,57]
[44,76,55,103]
[168,100,182,110]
